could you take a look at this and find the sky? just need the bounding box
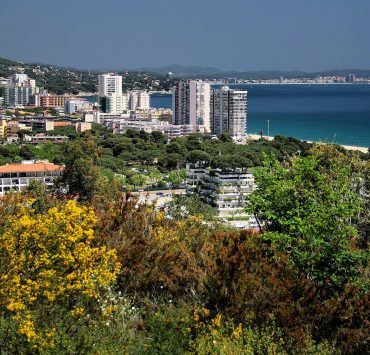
[1,0,370,72]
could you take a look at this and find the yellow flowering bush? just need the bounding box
[0,200,120,349]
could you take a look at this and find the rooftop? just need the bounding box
[0,161,62,173]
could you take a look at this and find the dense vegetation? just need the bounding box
[0,57,177,94]
[0,132,369,353]
[0,126,318,188]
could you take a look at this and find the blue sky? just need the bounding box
[1,0,369,71]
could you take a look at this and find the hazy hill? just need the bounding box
[131,64,222,77]
[0,57,176,95]
[1,57,370,95]
[130,64,370,80]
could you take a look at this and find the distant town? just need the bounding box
[0,59,369,228]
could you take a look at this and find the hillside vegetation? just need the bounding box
[0,132,369,353]
[0,57,177,94]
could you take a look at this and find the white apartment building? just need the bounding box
[127,90,150,110]
[0,85,38,107]
[98,73,122,96]
[0,160,62,196]
[210,86,247,137]
[10,73,36,88]
[104,118,198,138]
[186,164,255,218]
[104,94,127,114]
[65,99,89,114]
[172,80,211,132]
[98,73,126,114]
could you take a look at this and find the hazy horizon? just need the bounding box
[1,0,369,72]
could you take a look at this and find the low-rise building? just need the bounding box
[104,118,201,138]
[40,95,78,108]
[0,160,62,196]
[30,120,54,131]
[186,163,255,219]
[29,134,69,144]
[0,119,7,138]
[65,99,90,114]
[76,122,92,132]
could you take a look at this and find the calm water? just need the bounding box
[151,84,370,147]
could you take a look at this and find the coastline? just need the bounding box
[246,134,368,154]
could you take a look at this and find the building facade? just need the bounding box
[40,95,77,108]
[0,119,7,139]
[210,86,247,137]
[102,94,127,114]
[186,164,255,218]
[98,73,122,96]
[65,99,89,114]
[98,73,126,114]
[0,161,62,196]
[172,80,211,132]
[104,118,198,139]
[127,90,150,110]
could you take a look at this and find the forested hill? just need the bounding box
[0,57,177,94]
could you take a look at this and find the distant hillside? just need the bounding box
[0,57,177,95]
[1,57,370,94]
[130,64,370,80]
[132,64,222,77]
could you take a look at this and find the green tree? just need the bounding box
[58,136,103,201]
[19,145,36,160]
[129,173,148,188]
[148,167,163,185]
[166,195,216,221]
[246,153,367,289]
[168,169,186,188]
[188,150,211,165]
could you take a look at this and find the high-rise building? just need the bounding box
[101,94,127,115]
[11,73,36,87]
[0,85,37,107]
[347,74,356,83]
[172,80,211,132]
[210,86,247,137]
[127,90,150,110]
[98,73,125,114]
[98,73,122,96]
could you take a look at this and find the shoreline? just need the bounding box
[246,134,368,154]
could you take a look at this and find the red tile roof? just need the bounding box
[54,122,72,126]
[0,162,63,174]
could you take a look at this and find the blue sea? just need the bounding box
[151,84,370,147]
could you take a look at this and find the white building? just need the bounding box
[1,85,38,107]
[98,73,122,96]
[0,160,62,196]
[186,163,255,218]
[11,73,36,87]
[172,80,211,132]
[98,73,126,114]
[127,90,150,110]
[210,86,247,138]
[65,99,89,114]
[104,118,199,138]
[104,94,127,114]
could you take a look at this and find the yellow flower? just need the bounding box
[232,323,243,338]
[0,199,120,348]
[193,308,200,322]
[212,314,222,327]
[71,307,85,317]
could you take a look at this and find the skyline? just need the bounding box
[1,0,370,72]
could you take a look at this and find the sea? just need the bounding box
[150,84,370,147]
